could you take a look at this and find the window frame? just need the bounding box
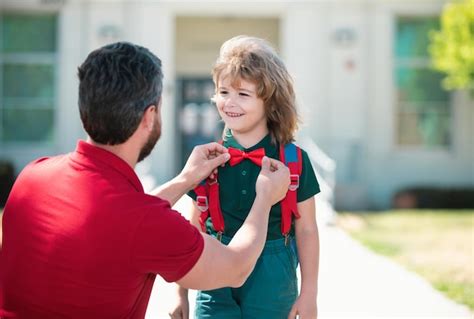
[0,11,59,147]
[392,13,455,152]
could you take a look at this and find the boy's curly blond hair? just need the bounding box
[212,35,299,145]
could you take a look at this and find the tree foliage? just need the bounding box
[429,0,474,96]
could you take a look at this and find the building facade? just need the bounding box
[1,0,473,209]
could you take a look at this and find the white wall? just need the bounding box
[175,17,279,76]
[367,1,474,209]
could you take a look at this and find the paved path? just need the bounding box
[145,196,473,319]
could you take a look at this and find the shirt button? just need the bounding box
[242,170,247,176]
[241,190,247,195]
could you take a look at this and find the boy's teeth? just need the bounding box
[227,112,242,117]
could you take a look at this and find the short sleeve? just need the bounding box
[130,199,204,282]
[297,149,320,202]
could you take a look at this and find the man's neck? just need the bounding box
[87,137,138,168]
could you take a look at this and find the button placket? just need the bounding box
[238,160,251,209]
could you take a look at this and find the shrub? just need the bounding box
[0,160,15,208]
[393,187,474,209]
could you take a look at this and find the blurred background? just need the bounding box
[0,0,473,317]
[1,0,473,210]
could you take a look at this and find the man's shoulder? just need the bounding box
[26,153,69,169]
[17,154,69,181]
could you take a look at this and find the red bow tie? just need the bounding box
[228,147,265,166]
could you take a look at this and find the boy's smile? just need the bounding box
[225,111,244,118]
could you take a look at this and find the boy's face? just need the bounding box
[215,76,267,137]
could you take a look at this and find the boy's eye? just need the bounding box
[219,90,228,95]
[239,92,250,97]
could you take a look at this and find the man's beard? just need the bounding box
[137,120,161,163]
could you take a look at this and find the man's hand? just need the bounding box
[151,143,229,206]
[180,142,230,188]
[256,156,290,205]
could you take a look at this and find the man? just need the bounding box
[0,42,290,318]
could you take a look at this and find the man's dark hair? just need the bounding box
[78,42,163,145]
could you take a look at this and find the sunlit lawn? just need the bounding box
[337,210,474,311]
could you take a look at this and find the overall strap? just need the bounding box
[193,141,225,240]
[207,174,225,240]
[193,175,225,240]
[279,143,303,240]
[194,181,209,232]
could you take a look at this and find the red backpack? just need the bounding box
[194,143,302,244]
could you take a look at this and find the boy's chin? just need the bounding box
[226,125,244,133]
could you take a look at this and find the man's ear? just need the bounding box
[142,105,157,132]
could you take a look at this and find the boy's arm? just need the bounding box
[168,203,202,319]
[289,196,319,318]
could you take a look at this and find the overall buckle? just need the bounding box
[196,196,209,212]
[284,233,290,246]
[289,174,299,191]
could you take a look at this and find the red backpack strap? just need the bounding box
[279,143,303,241]
[207,175,225,240]
[194,182,209,232]
[192,140,226,240]
[194,175,225,239]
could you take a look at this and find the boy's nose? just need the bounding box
[224,96,237,108]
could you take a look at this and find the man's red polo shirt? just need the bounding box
[1,141,204,318]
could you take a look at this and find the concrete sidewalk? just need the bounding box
[316,224,472,319]
[145,197,473,319]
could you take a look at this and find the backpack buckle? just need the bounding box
[289,174,299,191]
[196,196,209,212]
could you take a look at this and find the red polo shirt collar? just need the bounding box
[71,140,144,193]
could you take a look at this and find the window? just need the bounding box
[395,17,451,148]
[0,13,57,143]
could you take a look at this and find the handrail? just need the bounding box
[299,136,336,172]
[298,135,337,224]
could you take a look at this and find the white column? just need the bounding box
[57,0,86,154]
[281,3,330,145]
[131,3,177,183]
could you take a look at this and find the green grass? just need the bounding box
[337,210,474,311]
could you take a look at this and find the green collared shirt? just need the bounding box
[189,134,320,240]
